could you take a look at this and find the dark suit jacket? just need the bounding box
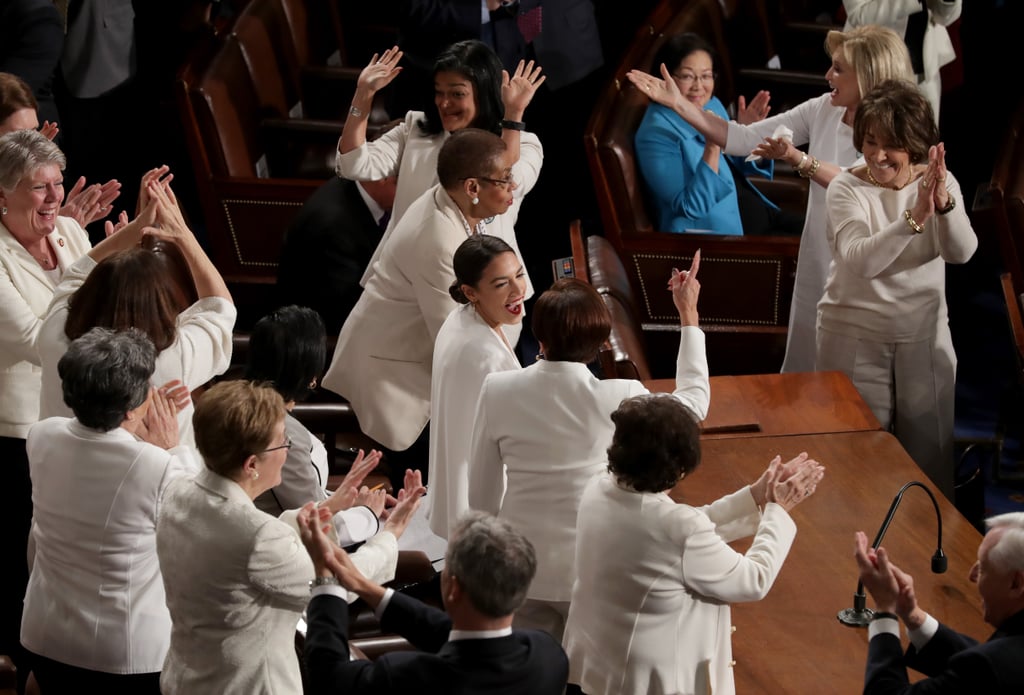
[277,178,385,336]
[864,610,1024,694]
[519,0,602,90]
[0,0,63,126]
[305,591,569,694]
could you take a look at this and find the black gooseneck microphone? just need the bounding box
[837,481,947,627]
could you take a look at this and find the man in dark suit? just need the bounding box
[854,512,1024,693]
[300,510,568,694]
[277,176,396,336]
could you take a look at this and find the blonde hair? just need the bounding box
[825,25,915,104]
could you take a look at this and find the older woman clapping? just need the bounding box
[817,80,977,497]
[157,381,415,695]
[23,327,193,693]
[0,128,92,665]
[563,395,825,695]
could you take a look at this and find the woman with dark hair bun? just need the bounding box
[336,40,544,291]
[426,234,525,539]
[246,305,387,546]
[467,256,711,641]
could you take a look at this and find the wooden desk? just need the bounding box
[673,431,987,694]
[645,371,881,437]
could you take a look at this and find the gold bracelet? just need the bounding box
[937,195,957,216]
[903,209,924,234]
[795,152,808,171]
[798,157,820,179]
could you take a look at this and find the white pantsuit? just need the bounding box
[467,328,710,639]
[427,304,520,539]
[562,473,797,695]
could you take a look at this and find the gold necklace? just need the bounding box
[865,165,912,190]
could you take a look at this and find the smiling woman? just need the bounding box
[0,128,92,670]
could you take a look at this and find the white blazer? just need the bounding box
[563,473,797,695]
[157,468,398,695]
[22,418,198,674]
[334,110,543,292]
[426,304,520,539]
[36,255,236,448]
[322,185,523,451]
[0,217,91,438]
[467,327,710,601]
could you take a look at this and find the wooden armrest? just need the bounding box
[0,655,16,693]
[350,635,416,660]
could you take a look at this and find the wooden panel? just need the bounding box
[673,431,988,694]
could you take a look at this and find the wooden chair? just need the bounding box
[0,656,15,695]
[568,219,590,284]
[979,98,1024,295]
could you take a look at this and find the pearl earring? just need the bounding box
[1,207,6,215]
[471,196,479,205]
[252,470,260,481]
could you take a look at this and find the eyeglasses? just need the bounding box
[671,71,716,87]
[260,437,292,454]
[461,173,517,190]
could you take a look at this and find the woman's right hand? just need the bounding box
[627,64,687,114]
[355,46,403,99]
[382,469,427,540]
[667,249,700,326]
[763,455,825,511]
[139,386,180,450]
[501,59,545,121]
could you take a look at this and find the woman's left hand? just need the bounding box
[750,136,798,165]
[139,386,180,450]
[737,90,771,125]
[60,176,122,227]
[501,60,545,121]
[627,65,684,113]
[667,249,700,327]
[925,143,949,211]
[324,449,383,513]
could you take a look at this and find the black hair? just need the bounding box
[449,235,516,303]
[245,305,327,403]
[417,40,505,136]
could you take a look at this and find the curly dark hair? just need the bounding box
[607,395,701,492]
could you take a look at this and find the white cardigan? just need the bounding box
[22,418,198,673]
[0,216,91,438]
[35,255,236,448]
[426,304,520,539]
[467,327,710,601]
[563,473,797,695]
[335,110,543,295]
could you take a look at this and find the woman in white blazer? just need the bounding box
[23,327,196,693]
[157,381,407,695]
[246,305,387,545]
[322,129,521,469]
[36,179,235,449]
[336,40,543,293]
[563,395,825,695]
[0,129,92,669]
[467,258,709,641]
[427,235,525,539]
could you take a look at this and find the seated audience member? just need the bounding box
[0,72,121,228]
[322,128,522,487]
[277,175,396,336]
[467,259,708,641]
[563,395,824,695]
[427,235,525,539]
[36,179,236,448]
[854,512,1024,693]
[246,305,387,545]
[22,327,195,694]
[634,33,802,236]
[156,381,421,695]
[300,510,569,694]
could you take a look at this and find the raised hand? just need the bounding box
[626,64,684,112]
[356,46,403,97]
[159,379,191,411]
[139,386,180,450]
[103,210,129,238]
[926,143,950,211]
[135,166,174,216]
[324,449,383,513]
[501,60,545,120]
[667,249,700,326]
[39,121,59,141]
[60,176,122,227]
[737,90,771,125]
[382,469,426,540]
[764,454,824,511]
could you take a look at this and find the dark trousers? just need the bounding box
[0,437,31,692]
[29,652,160,695]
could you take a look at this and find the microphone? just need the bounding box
[837,481,946,627]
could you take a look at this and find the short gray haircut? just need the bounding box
[58,327,157,431]
[0,129,66,192]
[446,511,536,618]
[986,512,1024,574]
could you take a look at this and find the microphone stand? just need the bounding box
[837,481,947,627]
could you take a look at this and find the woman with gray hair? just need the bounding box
[21,327,195,693]
[0,127,92,665]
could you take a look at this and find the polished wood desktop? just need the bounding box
[671,431,988,694]
[645,371,882,437]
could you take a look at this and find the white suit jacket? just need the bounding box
[322,184,523,451]
[467,327,710,601]
[426,304,520,539]
[0,217,91,438]
[22,418,198,673]
[157,468,398,695]
[563,473,797,695]
[334,110,543,293]
[36,255,236,448]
